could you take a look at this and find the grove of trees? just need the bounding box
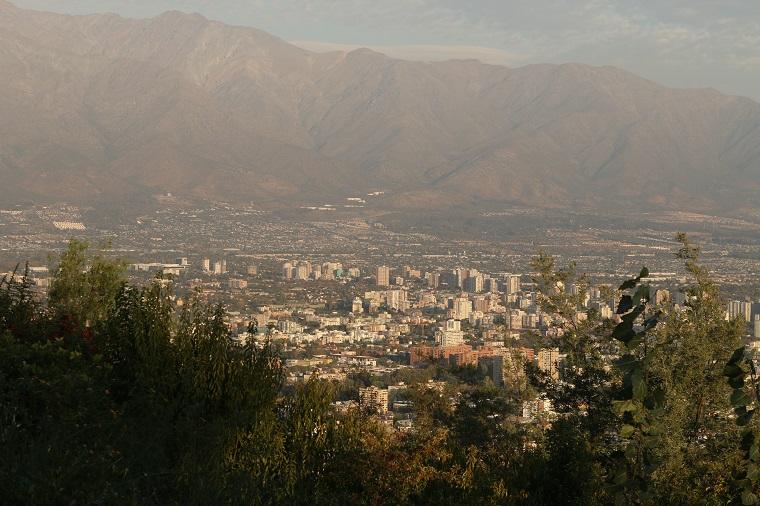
[1,236,758,505]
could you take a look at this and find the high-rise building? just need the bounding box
[506,274,521,295]
[537,348,560,380]
[728,300,752,323]
[359,386,389,413]
[436,319,465,347]
[754,315,760,339]
[402,266,421,278]
[321,263,335,280]
[464,274,484,293]
[456,268,469,289]
[295,263,310,281]
[213,261,223,275]
[452,295,472,320]
[376,266,390,287]
[202,258,211,272]
[473,295,491,313]
[752,302,760,322]
[425,271,440,289]
[282,262,294,279]
[385,289,408,311]
[352,297,364,314]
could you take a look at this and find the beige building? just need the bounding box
[537,347,560,380]
[359,386,389,413]
[376,265,390,287]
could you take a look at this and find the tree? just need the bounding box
[48,239,126,350]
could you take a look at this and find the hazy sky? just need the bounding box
[13,0,760,101]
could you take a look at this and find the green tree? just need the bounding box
[48,239,126,349]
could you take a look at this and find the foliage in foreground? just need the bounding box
[0,237,757,505]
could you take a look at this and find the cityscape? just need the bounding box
[4,0,760,504]
[3,201,760,431]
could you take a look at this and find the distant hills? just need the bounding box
[1,0,760,212]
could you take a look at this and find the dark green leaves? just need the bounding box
[618,267,649,291]
[609,266,665,504]
[732,389,752,408]
[614,354,638,372]
[617,295,633,314]
[612,399,638,415]
[620,424,636,438]
[723,344,760,505]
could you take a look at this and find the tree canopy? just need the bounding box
[0,238,757,505]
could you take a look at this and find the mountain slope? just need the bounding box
[1,1,759,211]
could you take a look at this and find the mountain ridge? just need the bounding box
[1,1,760,212]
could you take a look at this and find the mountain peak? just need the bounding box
[0,3,759,212]
[154,9,208,23]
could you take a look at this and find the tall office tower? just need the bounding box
[453,295,472,320]
[385,289,408,311]
[473,295,490,313]
[425,271,440,289]
[282,262,294,279]
[728,300,752,323]
[456,268,468,289]
[464,274,484,293]
[484,277,499,293]
[753,302,760,323]
[295,263,310,280]
[755,315,760,339]
[376,266,390,287]
[743,301,752,322]
[321,263,334,280]
[202,258,211,272]
[506,274,521,295]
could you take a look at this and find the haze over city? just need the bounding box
[2,1,760,504]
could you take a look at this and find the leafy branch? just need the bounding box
[724,346,760,505]
[609,267,664,505]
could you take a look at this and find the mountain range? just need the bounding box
[1,0,760,213]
